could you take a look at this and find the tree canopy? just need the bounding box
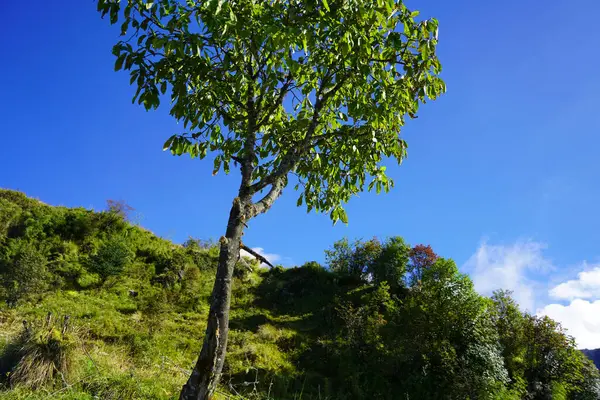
[97,0,445,222]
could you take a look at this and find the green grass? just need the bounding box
[0,265,324,399]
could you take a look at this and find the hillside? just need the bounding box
[0,189,599,399]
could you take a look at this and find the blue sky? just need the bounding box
[2,0,600,347]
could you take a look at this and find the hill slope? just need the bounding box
[0,189,599,399]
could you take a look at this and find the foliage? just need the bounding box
[0,240,49,306]
[96,0,446,224]
[0,189,599,399]
[88,237,134,280]
[369,236,410,288]
[407,243,438,285]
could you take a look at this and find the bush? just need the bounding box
[0,199,21,239]
[88,238,133,280]
[48,241,83,284]
[76,272,101,289]
[55,210,96,243]
[179,266,203,309]
[1,241,48,305]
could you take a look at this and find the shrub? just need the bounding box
[1,241,48,305]
[0,199,21,239]
[54,209,96,243]
[48,241,83,284]
[179,266,203,309]
[88,238,133,279]
[76,272,101,289]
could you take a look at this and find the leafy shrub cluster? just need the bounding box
[0,189,599,399]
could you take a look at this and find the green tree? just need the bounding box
[368,236,410,288]
[569,352,600,400]
[326,237,383,279]
[96,0,445,398]
[522,315,580,399]
[396,258,509,398]
[490,290,528,395]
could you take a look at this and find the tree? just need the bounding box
[522,315,579,399]
[407,243,438,286]
[391,258,508,398]
[368,236,410,288]
[490,290,528,395]
[106,199,135,221]
[96,0,445,398]
[326,237,382,279]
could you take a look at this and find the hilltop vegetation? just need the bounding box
[0,189,599,399]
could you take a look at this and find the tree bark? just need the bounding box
[179,196,246,400]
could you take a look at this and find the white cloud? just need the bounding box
[240,247,282,267]
[463,240,551,312]
[538,300,600,349]
[540,263,600,348]
[465,239,600,348]
[549,264,600,300]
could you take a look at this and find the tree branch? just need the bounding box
[240,50,257,188]
[240,243,274,268]
[246,177,286,219]
[248,72,349,194]
[256,74,294,129]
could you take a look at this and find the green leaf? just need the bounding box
[339,208,348,224]
[322,0,330,12]
[331,207,339,222]
[213,157,221,175]
[163,135,176,151]
[215,0,225,14]
[120,20,129,36]
[114,54,126,71]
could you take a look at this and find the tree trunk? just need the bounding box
[180,197,246,400]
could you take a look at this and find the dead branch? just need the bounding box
[240,243,274,268]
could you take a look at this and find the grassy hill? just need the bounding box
[0,189,599,399]
[0,189,339,399]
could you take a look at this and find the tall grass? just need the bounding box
[3,313,75,390]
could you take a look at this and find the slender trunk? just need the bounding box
[180,197,246,400]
